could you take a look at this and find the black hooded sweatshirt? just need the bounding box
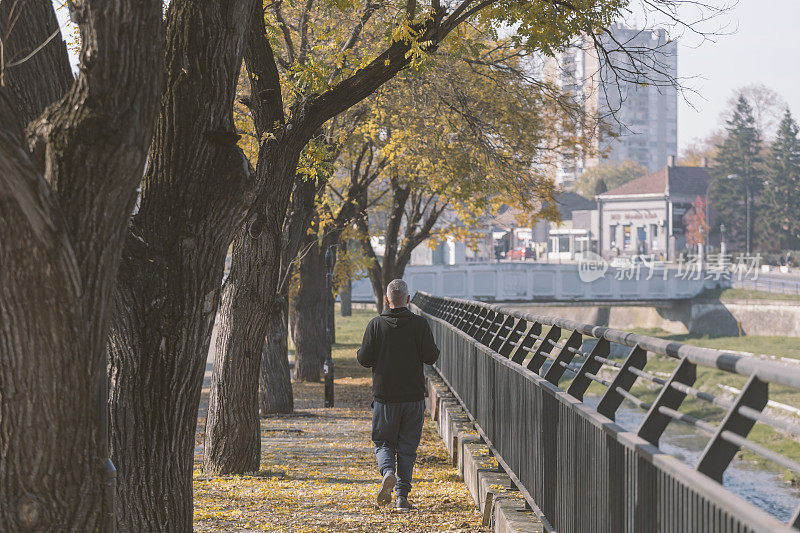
[356,306,440,403]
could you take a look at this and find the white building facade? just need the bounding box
[597,160,711,261]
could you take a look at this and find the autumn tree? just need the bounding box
[574,160,648,199]
[201,0,656,478]
[0,0,163,530]
[678,132,722,166]
[330,46,574,313]
[0,1,728,530]
[685,195,709,249]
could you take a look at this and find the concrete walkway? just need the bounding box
[194,352,485,532]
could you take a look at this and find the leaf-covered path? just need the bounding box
[194,310,485,532]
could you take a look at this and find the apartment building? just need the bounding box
[548,24,679,189]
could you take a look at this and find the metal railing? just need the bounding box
[732,276,800,296]
[412,291,800,533]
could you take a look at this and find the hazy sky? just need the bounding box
[640,0,800,150]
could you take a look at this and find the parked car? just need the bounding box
[506,246,534,260]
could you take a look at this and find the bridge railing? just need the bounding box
[412,291,800,533]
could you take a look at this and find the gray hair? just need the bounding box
[386,279,409,306]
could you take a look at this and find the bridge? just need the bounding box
[351,262,712,303]
[412,292,800,532]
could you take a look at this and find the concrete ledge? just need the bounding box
[426,371,544,533]
[457,432,483,475]
[493,496,544,533]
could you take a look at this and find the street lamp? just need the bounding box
[323,245,336,408]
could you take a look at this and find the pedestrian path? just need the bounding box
[194,311,485,532]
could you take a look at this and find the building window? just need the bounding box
[637,226,647,254]
[650,224,659,250]
[623,225,632,249]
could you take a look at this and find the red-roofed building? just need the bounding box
[596,157,712,260]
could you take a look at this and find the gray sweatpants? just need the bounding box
[371,399,426,498]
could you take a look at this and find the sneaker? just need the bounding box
[394,496,414,512]
[376,471,396,506]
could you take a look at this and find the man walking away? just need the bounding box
[356,279,440,512]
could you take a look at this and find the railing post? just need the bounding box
[458,304,478,332]
[479,311,504,346]
[543,331,583,385]
[696,373,768,482]
[498,318,527,358]
[596,345,648,420]
[510,321,542,365]
[566,338,609,400]
[488,315,515,353]
[467,307,489,338]
[527,325,561,373]
[453,303,467,329]
[637,357,697,446]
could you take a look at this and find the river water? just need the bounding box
[583,396,800,522]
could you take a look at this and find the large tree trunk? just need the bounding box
[206,156,319,470]
[260,296,294,415]
[108,1,256,530]
[1,0,162,530]
[341,278,353,317]
[202,148,297,474]
[293,241,328,381]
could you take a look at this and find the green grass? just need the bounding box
[700,287,800,301]
[629,328,800,359]
[332,308,374,378]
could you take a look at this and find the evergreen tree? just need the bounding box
[710,96,763,252]
[761,109,800,249]
[594,177,608,196]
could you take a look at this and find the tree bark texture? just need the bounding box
[108,1,255,530]
[0,0,73,127]
[203,141,309,474]
[260,296,294,415]
[257,176,320,416]
[0,92,102,532]
[202,150,295,474]
[1,0,163,530]
[292,240,328,382]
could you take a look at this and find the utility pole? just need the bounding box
[745,180,751,256]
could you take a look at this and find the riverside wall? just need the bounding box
[507,299,800,338]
